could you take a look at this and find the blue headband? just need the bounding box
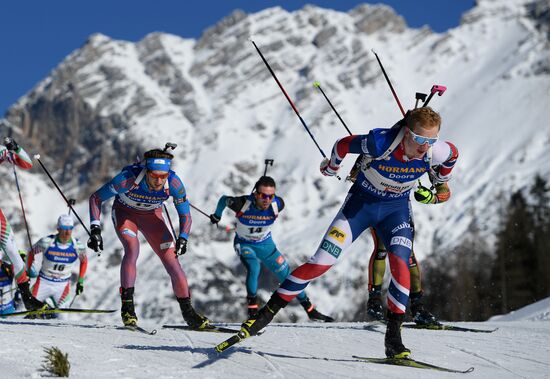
[145,158,171,172]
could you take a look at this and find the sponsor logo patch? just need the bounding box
[160,241,173,250]
[276,255,285,265]
[328,227,346,243]
[391,222,411,234]
[390,236,412,249]
[121,229,137,238]
[320,239,342,258]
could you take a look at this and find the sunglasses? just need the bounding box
[147,171,169,180]
[256,191,275,200]
[409,129,438,146]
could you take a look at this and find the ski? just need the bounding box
[215,330,250,353]
[123,325,157,335]
[352,355,474,373]
[402,323,498,333]
[1,308,116,318]
[163,324,240,334]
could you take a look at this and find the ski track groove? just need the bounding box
[447,345,525,378]
[501,352,550,368]
[254,351,285,378]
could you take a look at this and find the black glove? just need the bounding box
[87,225,103,252]
[175,237,187,256]
[3,137,19,152]
[209,213,221,224]
[1,261,13,279]
[75,281,84,296]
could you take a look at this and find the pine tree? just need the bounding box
[492,190,536,313]
[529,175,550,299]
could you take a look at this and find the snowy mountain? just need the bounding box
[1,299,550,378]
[1,0,549,324]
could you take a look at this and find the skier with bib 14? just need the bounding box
[209,176,333,322]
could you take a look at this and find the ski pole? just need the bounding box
[313,82,353,136]
[250,40,340,180]
[371,49,406,117]
[10,162,33,250]
[68,293,79,308]
[263,159,274,176]
[422,85,447,107]
[33,154,91,237]
[163,204,178,241]
[67,199,76,215]
[189,202,211,219]
[313,82,362,181]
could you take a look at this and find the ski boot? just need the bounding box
[385,312,411,359]
[366,290,384,321]
[18,280,47,311]
[410,292,440,326]
[241,294,287,337]
[178,297,211,330]
[300,298,335,322]
[247,296,260,318]
[120,287,138,326]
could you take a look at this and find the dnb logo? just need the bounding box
[321,239,342,258]
[390,236,412,249]
[328,227,346,243]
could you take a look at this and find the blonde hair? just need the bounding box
[407,107,441,131]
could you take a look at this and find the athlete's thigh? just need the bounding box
[139,210,175,255]
[375,202,414,262]
[111,207,139,246]
[307,195,374,266]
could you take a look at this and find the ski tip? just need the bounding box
[313,81,321,88]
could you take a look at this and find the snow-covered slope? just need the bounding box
[1,317,549,378]
[1,0,549,323]
[491,297,550,321]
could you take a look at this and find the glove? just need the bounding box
[209,213,221,224]
[3,137,19,152]
[175,237,187,256]
[320,158,339,177]
[1,261,13,279]
[75,279,84,295]
[87,225,103,252]
[414,185,435,204]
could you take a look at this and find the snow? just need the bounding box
[1,317,549,378]
[491,297,550,322]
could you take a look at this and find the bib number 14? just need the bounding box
[248,227,263,234]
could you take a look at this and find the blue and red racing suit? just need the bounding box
[89,164,193,298]
[277,125,458,315]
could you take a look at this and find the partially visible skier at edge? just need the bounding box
[236,107,459,358]
[88,147,211,329]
